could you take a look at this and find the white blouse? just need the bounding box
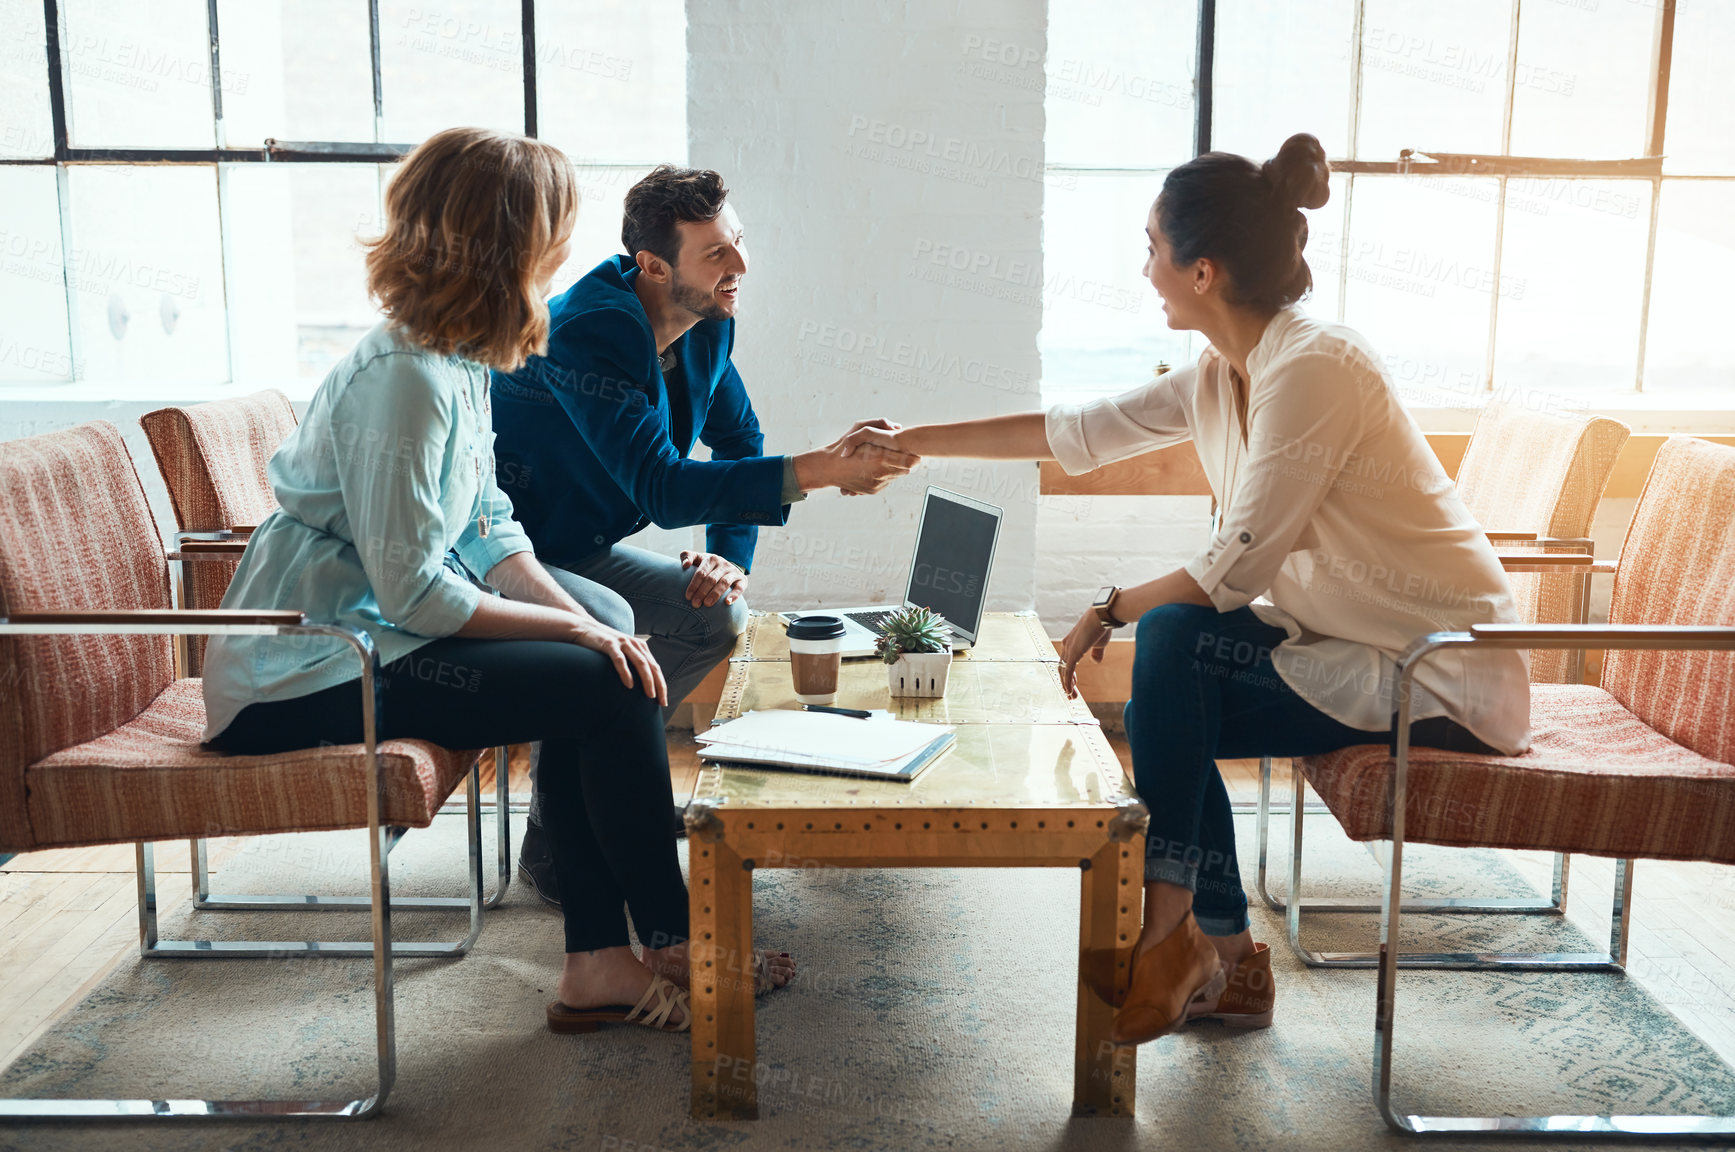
[1045,307,1531,755]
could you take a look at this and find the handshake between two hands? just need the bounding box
[675,418,919,612]
[802,417,922,497]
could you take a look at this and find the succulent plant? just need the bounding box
[873,605,954,665]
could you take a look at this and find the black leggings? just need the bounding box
[209,637,688,954]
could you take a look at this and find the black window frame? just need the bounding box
[1053,0,1709,396]
[0,0,550,384]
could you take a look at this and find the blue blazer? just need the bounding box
[490,256,789,572]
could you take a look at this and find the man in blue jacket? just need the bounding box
[492,165,916,905]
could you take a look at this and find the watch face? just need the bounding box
[1094,586,1115,607]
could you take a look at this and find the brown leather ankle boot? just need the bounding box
[1080,945,1134,1008]
[1188,942,1275,1029]
[1110,911,1226,1046]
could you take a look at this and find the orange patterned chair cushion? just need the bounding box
[27,680,481,849]
[1299,684,1735,864]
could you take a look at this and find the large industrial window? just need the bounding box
[1040,0,1734,410]
[0,0,686,390]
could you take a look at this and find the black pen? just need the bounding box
[803,704,874,720]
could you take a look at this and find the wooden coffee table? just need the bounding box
[685,611,1147,1120]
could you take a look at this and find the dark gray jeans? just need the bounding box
[527,542,749,823]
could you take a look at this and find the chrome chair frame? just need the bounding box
[0,614,412,1120]
[1256,752,1571,916]
[187,745,511,921]
[1277,756,1619,971]
[1373,623,1735,1137]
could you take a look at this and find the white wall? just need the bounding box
[686,0,1049,617]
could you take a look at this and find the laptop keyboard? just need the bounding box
[844,609,895,633]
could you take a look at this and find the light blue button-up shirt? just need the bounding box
[202,322,533,741]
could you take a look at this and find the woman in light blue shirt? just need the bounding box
[205,127,793,1033]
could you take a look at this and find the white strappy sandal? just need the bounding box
[545,973,692,1034]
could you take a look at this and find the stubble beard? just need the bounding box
[670,268,734,322]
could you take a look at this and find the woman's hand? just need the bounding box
[837,422,906,458]
[831,419,909,496]
[568,616,668,706]
[1058,605,1112,699]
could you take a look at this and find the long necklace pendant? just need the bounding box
[479,513,489,538]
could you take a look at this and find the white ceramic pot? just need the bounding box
[886,650,952,698]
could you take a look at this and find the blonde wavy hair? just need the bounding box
[364,127,578,373]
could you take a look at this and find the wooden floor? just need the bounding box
[3,737,1733,1075]
[0,839,245,1072]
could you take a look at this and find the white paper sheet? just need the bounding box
[696,709,949,768]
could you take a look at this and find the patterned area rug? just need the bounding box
[2,811,1731,1152]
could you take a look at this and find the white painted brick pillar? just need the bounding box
[686,1,1212,639]
[685,0,1047,614]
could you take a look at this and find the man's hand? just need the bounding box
[829,421,919,494]
[792,420,921,496]
[1057,605,1112,699]
[837,423,905,458]
[680,550,748,608]
[833,442,920,495]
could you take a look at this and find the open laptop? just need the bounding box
[780,486,1003,658]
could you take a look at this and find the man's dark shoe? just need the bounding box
[518,819,561,909]
[674,803,688,838]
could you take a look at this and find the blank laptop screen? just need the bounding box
[904,493,999,637]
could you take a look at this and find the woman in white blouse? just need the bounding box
[841,133,1528,1045]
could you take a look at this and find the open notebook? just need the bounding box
[697,709,955,782]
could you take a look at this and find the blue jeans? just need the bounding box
[1125,604,1494,937]
[526,543,749,824]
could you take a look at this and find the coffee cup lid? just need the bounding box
[786,614,846,641]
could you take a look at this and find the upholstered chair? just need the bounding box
[1291,436,1735,1136]
[139,389,297,675]
[1454,399,1631,683]
[0,421,494,1119]
[138,392,515,899]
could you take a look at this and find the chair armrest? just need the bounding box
[1488,535,1594,550]
[1468,623,1735,650]
[1,608,308,634]
[1395,624,1735,673]
[168,540,250,560]
[173,528,253,544]
[170,539,250,557]
[1495,553,1619,574]
[1388,623,1735,747]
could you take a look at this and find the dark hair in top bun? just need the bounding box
[1154,132,1331,312]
